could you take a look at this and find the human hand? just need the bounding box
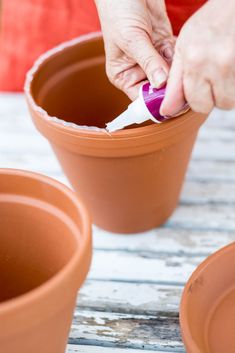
[160,0,235,117]
[95,0,175,100]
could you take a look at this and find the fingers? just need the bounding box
[121,0,175,89]
[161,49,235,116]
[160,50,185,116]
[162,64,235,117]
[183,75,235,114]
[125,31,170,89]
[96,0,174,98]
[112,63,148,100]
[212,76,235,110]
[107,29,171,99]
[147,0,175,63]
[104,41,147,100]
[161,56,214,116]
[183,75,214,114]
[159,0,235,117]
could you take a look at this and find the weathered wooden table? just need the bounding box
[0,93,235,353]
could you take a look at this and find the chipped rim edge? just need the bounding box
[24,31,106,133]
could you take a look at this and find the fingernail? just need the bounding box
[151,69,167,89]
[164,103,190,118]
[162,46,174,61]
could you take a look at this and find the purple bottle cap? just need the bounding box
[142,82,167,123]
[142,82,190,123]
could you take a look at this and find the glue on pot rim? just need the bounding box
[106,82,189,132]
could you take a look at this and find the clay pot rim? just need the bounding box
[24,31,193,142]
[0,168,91,315]
[180,241,235,353]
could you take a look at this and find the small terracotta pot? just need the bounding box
[180,242,235,353]
[25,32,207,233]
[0,169,91,353]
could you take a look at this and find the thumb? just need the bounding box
[160,50,186,116]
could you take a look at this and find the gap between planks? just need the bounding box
[67,344,183,353]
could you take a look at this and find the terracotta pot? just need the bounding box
[180,242,235,353]
[25,32,207,234]
[0,169,91,353]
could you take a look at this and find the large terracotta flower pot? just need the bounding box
[180,242,235,353]
[0,169,91,353]
[25,32,207,234]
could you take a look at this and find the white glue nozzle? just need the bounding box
[106,96,153,133]
[106,109,131,132]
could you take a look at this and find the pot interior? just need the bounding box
[0,174,80,303]
[30,36,133,129]
[183,244,235,353]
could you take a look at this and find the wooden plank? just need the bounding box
[181,181,235,204]
[0,93,26,116]
[69,310,183,352]
[202,108,235,129]
[198,125,235,141]
[67,345,167,353]
[169,204,235,232]
[192,139,235,162]
[187,160,235,183]
[93,227,235,255]
[88,250,203,285]
[78,280,181,315]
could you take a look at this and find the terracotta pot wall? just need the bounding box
[50,130,198,232]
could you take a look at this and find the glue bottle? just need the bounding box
[106,82,189,132]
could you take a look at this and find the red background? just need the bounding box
[0,0,206,91]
